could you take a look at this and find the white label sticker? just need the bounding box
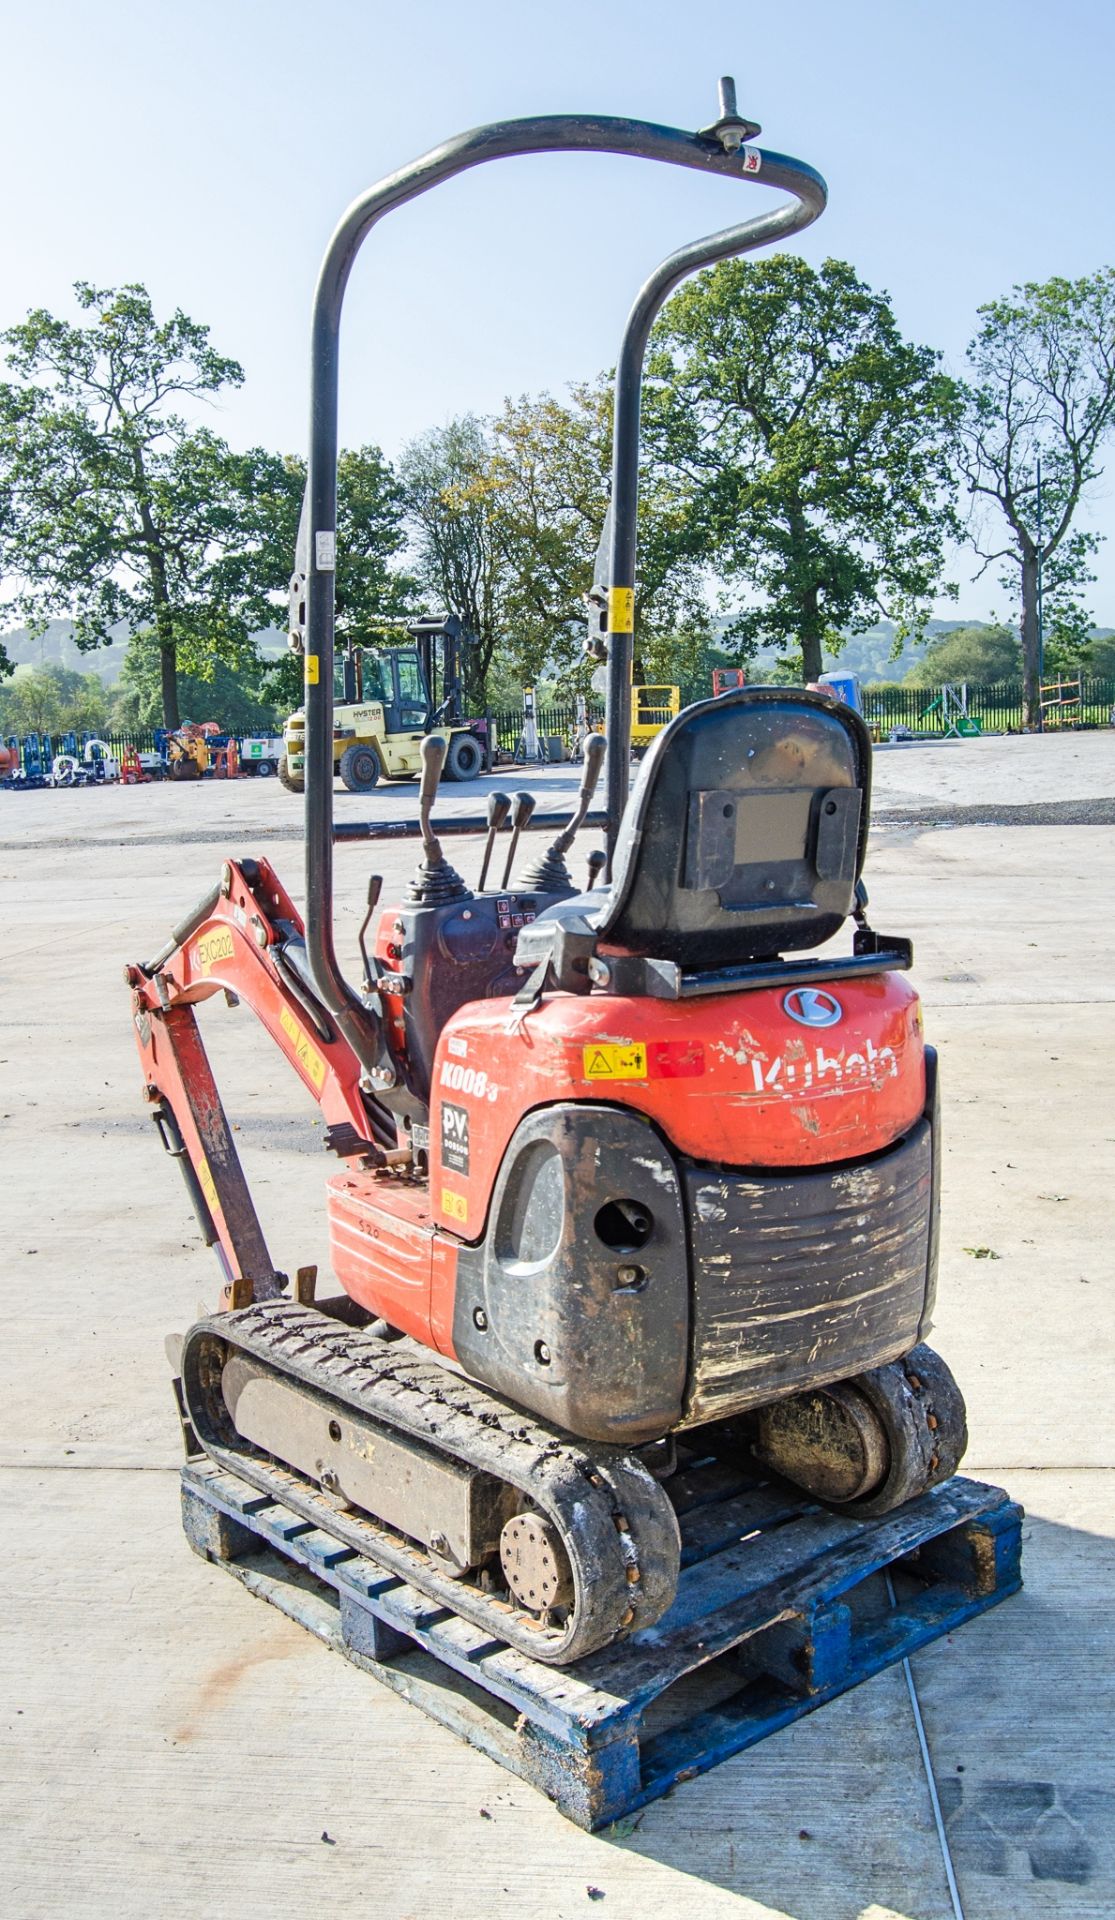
[315,531,336,571]
[742,146,762,175]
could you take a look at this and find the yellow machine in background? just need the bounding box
[631,684,680,753]
[280,615,488,795]
[167,730,211,780]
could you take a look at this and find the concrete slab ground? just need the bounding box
[1,731,1112,1917]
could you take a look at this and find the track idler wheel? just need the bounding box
[500,1508,576,1616]
[753,1344,968,1519]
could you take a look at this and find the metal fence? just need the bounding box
[6,677,1114,773]
[492,680,1115,751]
[861,679,1115,734]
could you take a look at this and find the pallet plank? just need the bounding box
[180,1457,1023,1830]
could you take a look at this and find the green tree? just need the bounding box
[111,628,280,732]
[959,270,1115,723]
[905,623,1021,688]
[1083,631,1115,677]
[401,391,712,706]
[646,256,963,682]
[0,662,109,735]
[489,380,711,693]
[399,416,504,707]
[0,283,281,729]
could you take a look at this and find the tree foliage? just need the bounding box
[959,270,1115,720]
[0,284,288,728]
[646,256,963,681]
[0,662,109,735]
[111,628,280,732]
[398,416,506,708]
[400,387,712,705]
[904,623,1021,688]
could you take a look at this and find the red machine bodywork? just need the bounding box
[128,858,926,1367]
[426,974,924,1236]
[126,858,377,1306]
[324,970,925,1361]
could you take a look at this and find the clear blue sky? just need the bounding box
[6,0,1115,623]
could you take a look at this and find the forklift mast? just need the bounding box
[338,614,476,729]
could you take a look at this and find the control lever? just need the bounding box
[357,874,383,990]
[477,790,512,890]
[418,734,447,864]
[407,735,470,905]
[500,791,537,890]
[586,847,607,890]
[514,734,606,893]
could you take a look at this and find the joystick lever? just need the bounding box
[418,733,447,866]
[478,789,512,890]
[514,733,606,894]
[406,734,470,905]
[500,791,537,891]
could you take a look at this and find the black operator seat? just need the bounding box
[513,687,873,994]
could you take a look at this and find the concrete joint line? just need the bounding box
[886,1569,966,1920]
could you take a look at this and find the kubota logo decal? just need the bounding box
[783,987,843,1028]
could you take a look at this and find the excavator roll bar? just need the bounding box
[298,77,827,1078]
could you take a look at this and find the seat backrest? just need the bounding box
[595,686,871,967]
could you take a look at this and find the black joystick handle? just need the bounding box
[514,734,606,893]
[407,734,470,905]
[478,789,512,890]
[500,791,537,890]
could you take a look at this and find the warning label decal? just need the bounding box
[197,1155,220,1217]
[583,1041,647,1081]
[441,1187,468,1225]
[279,1004,327,1090]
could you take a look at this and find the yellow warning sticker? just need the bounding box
[195,927,235,975]
[607,586,635,634]
[304,655,320,685]
[441,1187,468,1224]
[197,1155,220,1216]
[279,1004,327,1090]
[583,1041,648,1081]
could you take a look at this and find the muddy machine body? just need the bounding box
[128,82,968,1667]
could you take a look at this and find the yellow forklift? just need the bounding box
[279,613,489,794]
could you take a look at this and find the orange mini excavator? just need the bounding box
[126,82,967,1665]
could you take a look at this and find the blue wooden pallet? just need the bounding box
[181,1455,1022,1830]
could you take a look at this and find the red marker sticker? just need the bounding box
[649,1041,705,1080]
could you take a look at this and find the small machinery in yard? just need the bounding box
[239,735,284,777]
[630,683,680,752]
[126,81,1019,1824]
[166,729,211,780]
[279,612,489,794]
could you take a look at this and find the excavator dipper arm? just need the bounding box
[125,854,394,1308]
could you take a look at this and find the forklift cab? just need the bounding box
[338,644,432,733]
[337,614,475,735]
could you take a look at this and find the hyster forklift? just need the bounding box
[127,82,968,1669]
[279,612,488,794]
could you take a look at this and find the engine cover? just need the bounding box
[428,972,925,1241]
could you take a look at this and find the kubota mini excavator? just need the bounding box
[126,81,967,1666]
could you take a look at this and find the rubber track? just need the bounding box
[181,1301,681,1666]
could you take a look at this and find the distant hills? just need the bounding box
[5,614,1111,690]
[715,618,971,682]
[1,619,288,684]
